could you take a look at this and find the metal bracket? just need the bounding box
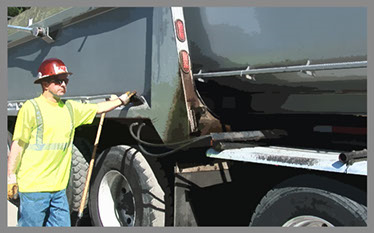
[299,60,316,77]
[33,27,54,43]
[241,66,255,80]
[8,24,54,43]
[28,18,33,27]
[195,70,206,83]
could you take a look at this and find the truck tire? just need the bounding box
[88,145,166,226]
[66,144,90,212]
[249,186,367,226]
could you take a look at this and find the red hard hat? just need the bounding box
[34,58,72,84]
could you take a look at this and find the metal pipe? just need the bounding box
[193,61,367,79]
[7,25,33,32]
[338,149,367,164]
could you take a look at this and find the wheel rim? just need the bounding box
[98,170,136,226]
[283,216,334,227]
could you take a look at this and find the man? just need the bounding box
[7,58,135,227]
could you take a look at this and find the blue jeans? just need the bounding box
[18,189,70,227]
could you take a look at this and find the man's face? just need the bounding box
[44,74,69,97]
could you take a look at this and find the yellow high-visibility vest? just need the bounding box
[13,95,97,192]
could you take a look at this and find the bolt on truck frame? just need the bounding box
[8,7,367,226]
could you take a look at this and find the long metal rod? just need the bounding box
[193,61,367,79]
[7,25,33,32]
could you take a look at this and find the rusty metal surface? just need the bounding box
[174,161,232,226]
[175,161,229,174]
[207,146,367,175]
[171,7,223,136]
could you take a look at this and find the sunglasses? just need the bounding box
[50,78,69,85]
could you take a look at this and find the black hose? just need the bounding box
[129,122,210,147]
[129,122,210,157]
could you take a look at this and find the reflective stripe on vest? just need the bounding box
[29,99,44,145]
[28,99,74,151]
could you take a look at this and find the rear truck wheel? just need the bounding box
[66,137,93,214]
[249,186,367,226]
[66,144,90,212]
[88,145,166,226]
[67,138,94,226]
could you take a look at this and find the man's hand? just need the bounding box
[119,91,137,106]
[97,91,137,114]
[7,174,18,201]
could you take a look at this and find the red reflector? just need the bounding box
[175,20,186,42]
[314,125,367,135]
[332,126,367,135]
[179,50,190,73]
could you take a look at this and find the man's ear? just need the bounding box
[41,81,49,91]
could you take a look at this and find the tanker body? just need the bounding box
[186,7,366,115]
[7,7,367,227]
[185,7,367,152]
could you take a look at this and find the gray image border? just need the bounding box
[1,1,372,233]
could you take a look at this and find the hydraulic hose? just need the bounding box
[129,122,210,157]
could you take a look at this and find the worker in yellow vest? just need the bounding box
[7,58,135,227]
